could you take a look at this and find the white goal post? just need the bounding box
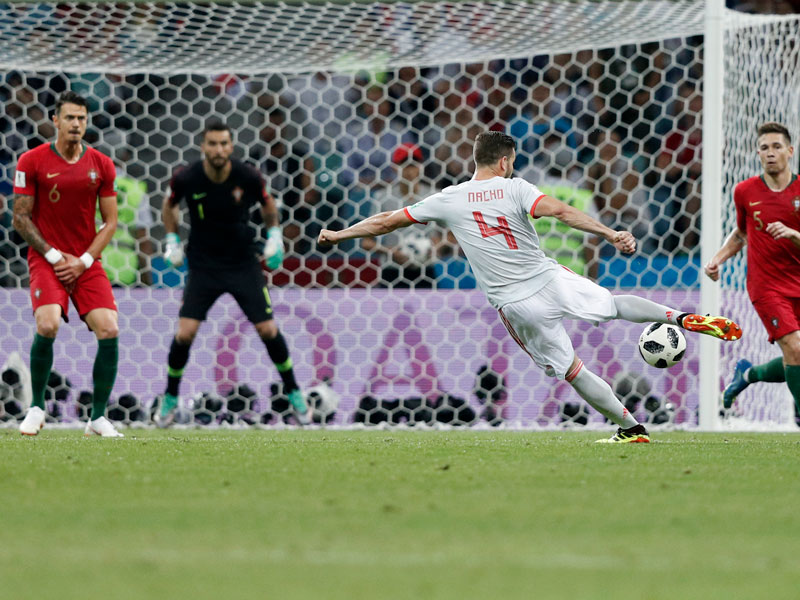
[1,0,799,430]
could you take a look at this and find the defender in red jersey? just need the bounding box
[12,91,122,437]
[705,122,800,417]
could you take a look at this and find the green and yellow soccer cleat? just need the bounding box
[680,314,742,341]
[595,424,650,444]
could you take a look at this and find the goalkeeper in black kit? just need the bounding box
[158,121,311,426]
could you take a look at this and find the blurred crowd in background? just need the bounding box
[0,0,797,289]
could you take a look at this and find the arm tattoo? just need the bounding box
[12,194,51,255]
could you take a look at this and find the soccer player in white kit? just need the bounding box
[319,131,742,443]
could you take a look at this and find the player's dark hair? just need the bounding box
[757,122,791,145]
[474,131,515,166]
[202,121,232,140]
[54,91,88,116]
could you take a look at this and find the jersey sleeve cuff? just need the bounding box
[404,207,427,224]
[529,194,546,219]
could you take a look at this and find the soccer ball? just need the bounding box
[306,381,340,423]
[400,235,432,262]
[638,323,687,368]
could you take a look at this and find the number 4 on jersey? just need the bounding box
[473,211,518,249]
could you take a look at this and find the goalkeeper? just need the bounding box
[158,121,311,426]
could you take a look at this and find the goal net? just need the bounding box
[1,1,798,430]
[720,10,800,429]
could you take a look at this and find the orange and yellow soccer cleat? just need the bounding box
[595,424,650,444]
[680,314,742,341]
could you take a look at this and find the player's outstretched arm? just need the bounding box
[533,194,636,254]
[704,227,746,281]
[318,209,413,245]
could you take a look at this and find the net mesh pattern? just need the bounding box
[719,12,800,427]
[2,1,706,74]
[1,1,799,429]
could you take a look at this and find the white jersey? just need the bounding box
[406,176,559,308]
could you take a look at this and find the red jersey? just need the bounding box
[13,142,116,263]
[734,174,800,299]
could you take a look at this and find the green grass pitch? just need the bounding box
[1,429,799,600]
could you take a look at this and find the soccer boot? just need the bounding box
[722,359,753,409]
[595,424,650,444]
[680,314,742,341]
[288,389,313,426]
[155,394,178,428]
[84,416,124,438]
[19,406,46,436]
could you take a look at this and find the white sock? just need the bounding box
[569,366,639,428]
[613,295,682,325]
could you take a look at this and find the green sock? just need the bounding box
[747,357,786,383]
[30,334,55,410]
[91,338,119,421]
[784,365,800,414]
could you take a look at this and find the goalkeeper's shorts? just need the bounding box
[179,262,273,324]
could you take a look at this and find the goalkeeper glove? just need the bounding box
[264,226,284,270]
[164,232,184,268]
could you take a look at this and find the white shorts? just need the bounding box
[497,267,617,379]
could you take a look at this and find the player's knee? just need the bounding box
[256,321,278,340]
[784,342,800,364]
[36,320,59,338]
[779,333,800,363]
[95,322,119,340]
[175,330,197,345]
[565,357,585,383]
